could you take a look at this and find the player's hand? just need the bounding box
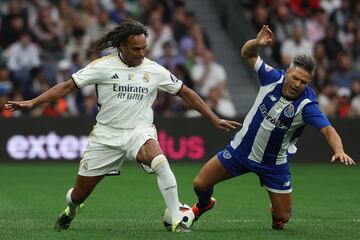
[4,100,35,112]
[256,25,273,46]
[331,152,356,165]
[213,119,241,132]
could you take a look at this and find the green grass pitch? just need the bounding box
[0,162,359,240]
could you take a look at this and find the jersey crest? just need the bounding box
[284,104,295,118]
[143,72,150,82]
[222,150,232,159]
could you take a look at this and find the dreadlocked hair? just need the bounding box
[90,19,148,52]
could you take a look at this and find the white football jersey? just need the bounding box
[72,53,183,129]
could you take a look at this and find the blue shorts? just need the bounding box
[217,147,292,193]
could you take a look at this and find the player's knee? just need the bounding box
[150,154,169,173]
[193,176,209,191]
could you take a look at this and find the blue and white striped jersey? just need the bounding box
[230,57,330,165]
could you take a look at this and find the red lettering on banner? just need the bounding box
[166,137,186,160]
[187,136,204,159]
[158,130,204,161]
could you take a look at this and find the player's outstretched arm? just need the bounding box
[320,126,356,165]
[4,79,77,112]
[177,85,240,131]
[241,25,273,67]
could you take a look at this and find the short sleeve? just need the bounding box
[302,102,331,129]
[254,57,283,86]
[72,65,102,88]
[158,68,183,95]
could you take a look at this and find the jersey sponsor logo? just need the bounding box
[259,103,288,130]
[113,84,149,94]
[284,104,295,118]
[113,84,149,100]
[222,150,232,159]
[111,73,119,79]
[143,72,150,82]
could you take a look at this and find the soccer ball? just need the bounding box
[163,203,195,231]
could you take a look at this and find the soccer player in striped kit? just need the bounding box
[191,25,355,230]
[5,19,239,233]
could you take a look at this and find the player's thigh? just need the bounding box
[267,190,292,218]
[136,138,163,165]
[194,155,233,190]
[132,125,162,165]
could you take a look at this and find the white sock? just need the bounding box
[152,156,181,225]
[66,188,79,217]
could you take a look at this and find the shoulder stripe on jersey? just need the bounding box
[295,99,311,115]
[89,53,116,67]
[259,75,284,90]
[254,56,262,72]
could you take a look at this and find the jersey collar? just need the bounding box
[117,52,144,68]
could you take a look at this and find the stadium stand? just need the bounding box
[1,0,360,118]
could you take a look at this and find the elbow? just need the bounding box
[322,125,335,135]
[240,47,247,58]
[241,47,254,63]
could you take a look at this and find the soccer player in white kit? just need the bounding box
[190,25,356,230]
[5,19,240,232]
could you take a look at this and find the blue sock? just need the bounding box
[194,187,213,209]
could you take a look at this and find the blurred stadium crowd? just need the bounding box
[0,0,236,119]
[243,0,360,118]
[0,0,359,119]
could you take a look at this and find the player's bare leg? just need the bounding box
[137,139,189,232]
[192,156,233,220]
[54,175,105,230]
[267,191,292,230]
[71,175,105,204]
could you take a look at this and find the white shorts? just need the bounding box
[78,123,158,176]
